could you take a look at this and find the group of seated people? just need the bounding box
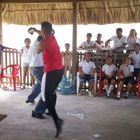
[79,28,140,52]
[78,42,140,100]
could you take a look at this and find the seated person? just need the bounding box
[129,43,140,82]
[102,55,117,97]
[78,52,96,97]
[117,57,134,99]
[105,28,127,52]
[79,33,95,49]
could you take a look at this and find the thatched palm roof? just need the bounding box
[1,0,140,25]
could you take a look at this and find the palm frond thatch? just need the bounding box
[1,0,140,25]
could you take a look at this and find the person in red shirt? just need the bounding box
[32,22,64,138]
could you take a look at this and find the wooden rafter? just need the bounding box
[104,1,113,20]
[129,0,135,12]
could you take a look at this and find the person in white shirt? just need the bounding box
[78,52,96,96]
[117,57,134,99]
[127,29,139,50]
[105,28,127,52]
[129,43,140,82]
[25,35,44,103]
[21,38,35,89]
[102,56,117,97]
[79,33,95,49]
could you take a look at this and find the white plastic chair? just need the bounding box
[76,72,97,95]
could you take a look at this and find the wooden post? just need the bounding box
[0,4,2,43]
[0,4,2,66]
[72,0,77,80]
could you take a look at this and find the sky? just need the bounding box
[2,23,140,51]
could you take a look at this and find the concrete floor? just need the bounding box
[0,87,140,140]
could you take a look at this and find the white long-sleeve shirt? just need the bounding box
[26,40,44,67]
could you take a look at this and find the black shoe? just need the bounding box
[26,99,34,104]
[32,110,45,119]
[124,95,128,99]
[55,119,64,138]
[116,96,120,100]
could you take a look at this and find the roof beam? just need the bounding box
[104,1,113,20]
[0,0,125,4]
[129,0,135,12]
[0,4,2,42]
[0,0,71,3]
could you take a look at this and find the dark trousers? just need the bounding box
[45,69,63,124]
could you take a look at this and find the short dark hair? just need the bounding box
[86,51,93,57]
[106,55,113,62]
[24,38,31,42]
[65,43,70,46]
[37,35,43,42]
[86,33,92,37]
[123,56,130,63]
[116,28,122,32]
[97,33,102,36]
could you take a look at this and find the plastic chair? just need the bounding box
[98,66,103,96]
[116,72,140,98]
[98,66,119,96]
[77,72,97,95]
[0,64,21,91]
[133,80,140,98]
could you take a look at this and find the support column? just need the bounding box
[0,4,2,43]
[72,0,77,80]
[0,4,2,66]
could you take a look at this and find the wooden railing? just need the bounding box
[76,51,128,71]
[1,48,27,87]
[1,48,129,87]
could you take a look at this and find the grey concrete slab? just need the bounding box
[0,88,140,140]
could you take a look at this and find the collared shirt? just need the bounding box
[120,64,134,77]
[127,37,139,49]
[80,40,95,48]
[129,51,140,68]
[79,60,96,74]
[102,64,117,77]
[21,46,29,63]
[26,40,44,67]
[111,36,127,48]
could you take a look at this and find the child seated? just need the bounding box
[102,55,117,97]
[78,52,96,97]
[117,57,134,99]
[129,43,140,82]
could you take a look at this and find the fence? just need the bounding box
[1,48,31,87]
[1,48,129,88]
[76,51,128,71]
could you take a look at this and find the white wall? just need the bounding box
[2,23,140,51]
